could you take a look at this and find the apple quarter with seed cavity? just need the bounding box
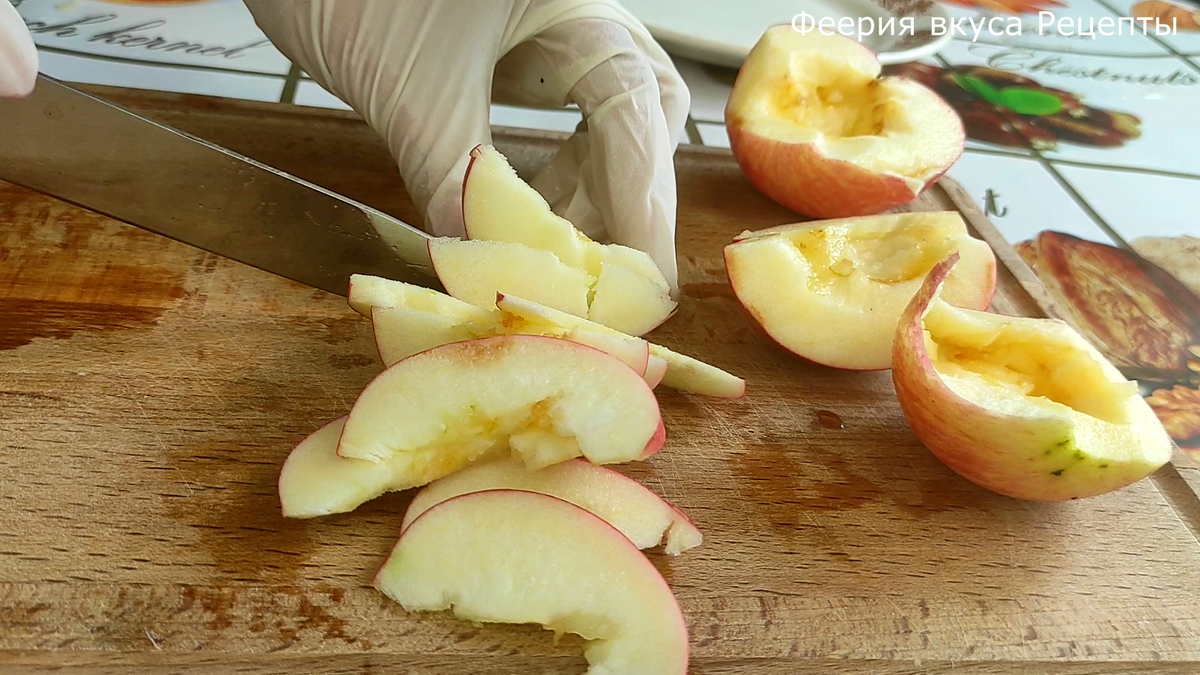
[891,254,1173,501]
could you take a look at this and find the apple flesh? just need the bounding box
[347,272,494,324]
[725,27,964,219]
[403,458,702,555]
[428,238,591,316]
[459,144,676,335]
[352,273,742,397]
[892,254,1174,501]
[370,305,478,366]
[376,489,689,675]
[497,293,746,398]
[337,335,665,474]
[362,276,658,383]
[725,211,996,370]
[643,354,668,390]
[276,415,492,519]
[588,261,678,337]
[462,143,592,270]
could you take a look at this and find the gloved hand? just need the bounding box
[1,0,37,98]
[244,0,689,290]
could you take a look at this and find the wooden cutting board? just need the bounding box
[1,87,1198,675]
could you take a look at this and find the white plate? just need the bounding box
[622,0,953,67]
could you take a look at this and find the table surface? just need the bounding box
[1,88,1198,674]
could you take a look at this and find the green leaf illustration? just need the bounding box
[997,87,1064,116]
[952,73,1065,117]
[951,73,1003,105]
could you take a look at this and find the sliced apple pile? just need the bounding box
[893,254,1174,501]
[726,27,964,219]
[428,144,676,336]
[350,273,743,398]
[403,458,702,555]
[377,490,689,675]
[725,211,996,370]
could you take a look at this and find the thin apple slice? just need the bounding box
[277,416,501,518]
[348,273,494,324]
[338,335,665,474]
[725,211,996,370]
[588,262,678,336]
[370,306,480,367]
[461,144,592,269]
[361,281,662,385]
[402,458,702,554]
[565,327,650,376]
[278,417,354,518]
[497,293,746,398]
[429,238,591,315]
[376,490,689,675]
[585,242,672,291]
[892,254,1174,501]
[644,355,668,389]
[459,144,678,334]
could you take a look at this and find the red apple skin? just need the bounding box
[460,144,484,238]
[643,418,666,458]
[727,125,917,219]
[891,254,1162,502]
[725,77,965,220]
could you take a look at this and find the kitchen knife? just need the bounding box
[0,75,435,296]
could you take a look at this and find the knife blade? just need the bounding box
[0,75,435,296]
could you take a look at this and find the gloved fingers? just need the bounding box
[0,0,37,98]
[519,18,683,291]
[245,0,507,237]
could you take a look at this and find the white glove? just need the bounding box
[243,0,689,290]
[1,0,37,98]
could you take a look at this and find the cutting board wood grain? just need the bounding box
[1,87,1197,674]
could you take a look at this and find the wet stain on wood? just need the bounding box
[0,299,173,351]
[681,282,735,300]
[815,410,844,429]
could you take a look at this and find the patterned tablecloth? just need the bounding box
[12,0,1200,453]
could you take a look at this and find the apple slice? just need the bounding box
[588,261,678,336]
[725,27,964,219]
[361,279,663,387]
[497,293,746,398]
[459,144,676,334]
[338,335,665,474]
[376,490,689,675]
[347,273,494,324]
[277,415,501,518]
[462,144,592,269]
[402,458,702,554]
[565,327,650,376]
[428,238,591,315]
[371,306,479,366]
[725,211,996,370]
[644,355,668,389]
[892,254,1174,501]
